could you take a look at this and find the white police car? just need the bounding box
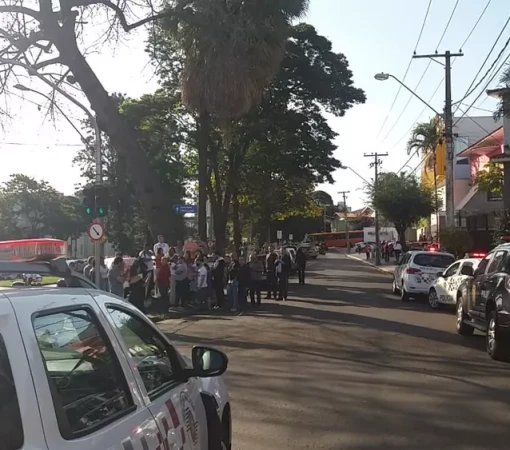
[427,254,484,309]
[393,250,455,301]
[0,242,232,450]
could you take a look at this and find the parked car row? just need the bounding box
[392,245,510,362]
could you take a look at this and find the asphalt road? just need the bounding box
[158,252,510,450]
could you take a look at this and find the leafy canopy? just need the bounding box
[474,162,503,195]
[407,117,442,170]
[368,172,439,234]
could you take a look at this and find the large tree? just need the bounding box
[74,91,187,254]
[0,0,308,240]
[0,174,86,240]
[368,172,439,248]
[153,23,365,250]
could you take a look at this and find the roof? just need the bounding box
[457,126,503,158]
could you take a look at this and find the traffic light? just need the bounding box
[82,187,95,215]
[82,186,109,217]
[94,186,109,217]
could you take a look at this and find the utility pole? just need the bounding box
[413,50,463,228]
[338,191,350,253]
[364,152,388,266]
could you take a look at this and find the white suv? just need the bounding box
[392,251,455,301]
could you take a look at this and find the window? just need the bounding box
[0,335,23,449]
[443,263,460,278]
[107,307,179,399]
[413,254,455,268]
[33,309,133,439]
[475,255,492,276]
[487,251,507,274]
[460,262,474,276]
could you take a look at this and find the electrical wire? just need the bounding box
[459,0,493,50]
[436,0,460,51]
[453,15,510,111]
[373,0,433,141]
[454,49,510,126]
[378,0,461,147]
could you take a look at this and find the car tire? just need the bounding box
[428,289,440,309]
[401,282,410,302]
[392,278,399,295]
[456,296,474,336]
[486,309,510,361]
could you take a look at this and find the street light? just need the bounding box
[339,164,372,187]
[14,82,103,288]
[374,72,441,116]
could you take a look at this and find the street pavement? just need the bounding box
[158,252,510,450]
[347,251,397,273]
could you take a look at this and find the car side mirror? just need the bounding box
[437,272,444,278]
[190,346,228,378]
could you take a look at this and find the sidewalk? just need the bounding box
[346,252,396,275]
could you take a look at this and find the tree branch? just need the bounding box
[32,57,62,70]
[0,6,42,21]
[69,0,197,32]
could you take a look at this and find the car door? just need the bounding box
[475,250,507,318]
[12,291,162,450]
[395,253,410,288]
[439,262,461,302]
[103,302,207,450]
[470,254,494,318]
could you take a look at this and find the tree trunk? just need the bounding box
[396,226,407,252]
[197,113,210,241]
[213,214,227,254]
[51,26,173,241]
[232,188,241,252]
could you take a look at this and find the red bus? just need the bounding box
[308,231,364,248]
[0,239,67,261]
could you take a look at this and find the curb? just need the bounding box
[346,254,394,277]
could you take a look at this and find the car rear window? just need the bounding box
[413,254,455,268]
[0,334,24,449]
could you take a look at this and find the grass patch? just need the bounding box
[0,276,61,287]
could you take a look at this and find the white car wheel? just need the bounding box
[428,289,439,309]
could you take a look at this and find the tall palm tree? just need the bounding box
[407,118,443,238]
[495,63,510,119]
[169,0,310,245]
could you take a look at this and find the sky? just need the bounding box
[1,0,509,210]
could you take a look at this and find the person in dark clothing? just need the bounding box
[265,252,278,299]
[296,248,307,285]
[237,256,251,312]
[227,255,240,311]
[128,261,146,313]
[276,253,292,301]
[248,253,264,306]
[212,252,226,309]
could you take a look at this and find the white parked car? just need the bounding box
[0,256,232,450]
[392,251,455,301]
[427,257,482,309]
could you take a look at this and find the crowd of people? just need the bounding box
[80,235,310,316]
[359,240,403,262]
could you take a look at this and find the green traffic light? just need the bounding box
[85,207,92,215]
[97,207,104,215]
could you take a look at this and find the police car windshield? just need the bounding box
[414,254,455,268]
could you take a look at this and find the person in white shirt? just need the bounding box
[196,258,210,310]
[394,241,403,261]
[154,235,170,256]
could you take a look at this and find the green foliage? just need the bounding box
[73,92,188,254]
[474,162,503,195]
[0,174,86,240]
[493,209,510,247]
[407,118,442,170]
[439,227,473,259]
[368,172,439,243]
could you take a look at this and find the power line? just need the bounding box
[454,49,510,126]
[453,15,510,110]
[459,0,493,50]
[373,0,433,141]
[436,0,460,51]
[0,142,84,147]
[379,1,461,146]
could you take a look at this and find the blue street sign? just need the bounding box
[173,204,198,214]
